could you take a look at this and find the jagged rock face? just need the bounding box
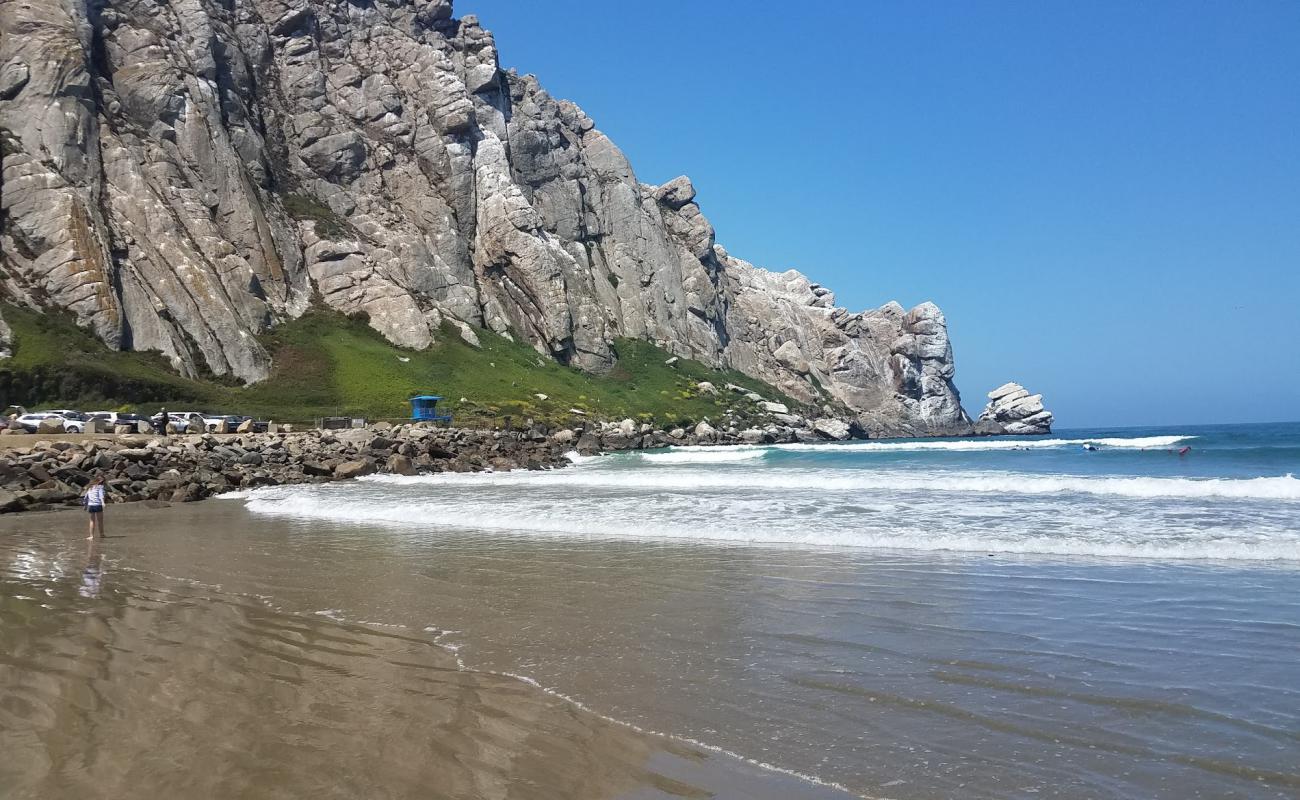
[0,0,968,433]
[976,382,1053,435]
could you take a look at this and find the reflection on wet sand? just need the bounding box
[0,514,852,800]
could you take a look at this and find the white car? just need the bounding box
[87,412,150,432]
[147,412,200,433]
[198,412,231,432]
[15,412,64,433]
[42,409,89,433]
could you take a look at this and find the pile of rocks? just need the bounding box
[565,414,861,454]
[974,383,1054,435]
[0,425,572,515]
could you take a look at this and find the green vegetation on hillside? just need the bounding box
[280,194,354,240]
[0,304,802,427]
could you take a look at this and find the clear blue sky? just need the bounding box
[463,0,1299,428]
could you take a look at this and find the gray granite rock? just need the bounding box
[0,0,972,434]
[976,383,1053,435]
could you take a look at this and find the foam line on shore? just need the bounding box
[363,468,1300,502]
[240,489,1300,561]
[776,435,1197,451]
[663,435,1197,454]
[638,449,768,464]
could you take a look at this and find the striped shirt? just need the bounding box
[85,485,105,507]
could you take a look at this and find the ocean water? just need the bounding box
[4,423,1298,799]
[217,421,1300,798]
[245,422,1300,561]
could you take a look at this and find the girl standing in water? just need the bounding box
[83,475,106,540]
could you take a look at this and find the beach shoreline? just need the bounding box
[0,416,986,517]
[0,505,862,800]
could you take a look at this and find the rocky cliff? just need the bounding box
[0,0,969,434]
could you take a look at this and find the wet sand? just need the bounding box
[5,490,1298,799]
[0,504,855,800]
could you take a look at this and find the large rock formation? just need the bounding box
[975,383,1053,435]
[0,0,969,434]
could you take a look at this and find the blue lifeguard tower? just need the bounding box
[409,395,452,424]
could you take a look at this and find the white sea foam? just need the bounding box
[239,434,1300,564]
[364,468,1300,502]
[639,449,767,464]
[660,434,1196,455]
[240,488,1300,562]
[777,435,1196,452]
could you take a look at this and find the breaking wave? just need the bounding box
[776,435,1196,451]
[234,425,1300,565]
[638,449,768,464]
[239,485,1300,562]
[660,435,1197,455]
[363,468,1300,502]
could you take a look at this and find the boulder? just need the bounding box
[694,421,717,440]
[386,454,417,476]
[36,418,65,434]
[772,340,810,374]
[236,420,255,434]
[976,382,1053,435]
[0,489,23,513]
[759,401,790,415]
[654,175,696,209]
[696,381,717,394]
[334,459,377,479]
[811,418,851,441]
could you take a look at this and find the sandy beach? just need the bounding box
[0,502,854,800]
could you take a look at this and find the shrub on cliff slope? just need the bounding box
[0,306,796,426]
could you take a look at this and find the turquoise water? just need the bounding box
[765,422,1299,482]
[243,422,1300,562]
[222,421,1300,797]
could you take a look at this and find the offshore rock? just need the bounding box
[0,0,969,433]
[976,382,1053,435]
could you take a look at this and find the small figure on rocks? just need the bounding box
[156,407,169,435]
[82,475,106,540]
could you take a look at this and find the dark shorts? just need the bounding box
[86,505,103,514]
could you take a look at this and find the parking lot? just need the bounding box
[3,408,271,435]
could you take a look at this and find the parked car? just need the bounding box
[198,412,229,432]
[16,412,64,433]
[88,412,150,432]
[226,415,270,433]
[148,412,197,433]
[42,410,89,433]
